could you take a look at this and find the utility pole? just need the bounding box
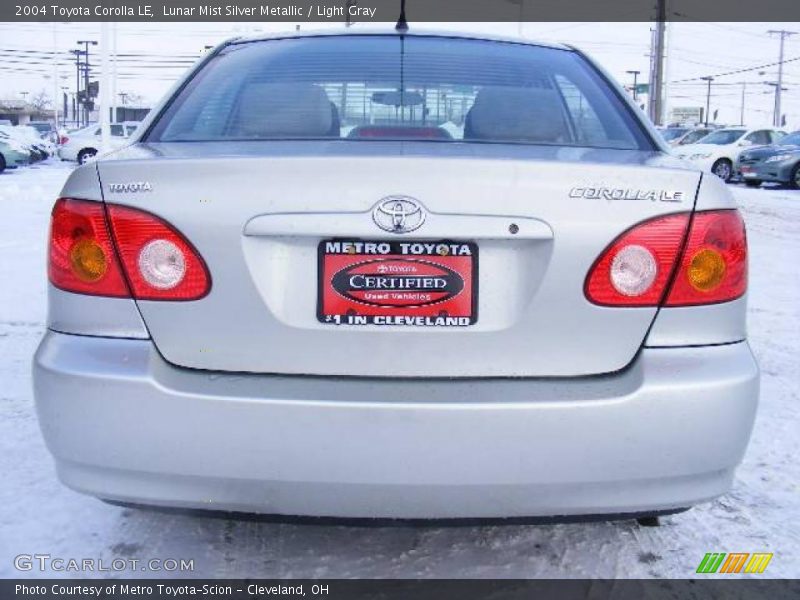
[767,30,796,127]
[111,22,118,123]
[702,76,713,126]
[77,40,97,126]
[100,23,110,153]
[764,81,788,125]
[647,0,667,125]
[51,23,59,128]
[71,49,82,126]
[61,86,69,128]
[740,81,746,126]
[626,70,641,100]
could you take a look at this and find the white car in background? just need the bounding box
[674,127,785,182]
[17,124,57,157]
[0,125,48,161]
[58,122,140,164]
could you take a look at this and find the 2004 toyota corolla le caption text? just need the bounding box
[33,30,759,521]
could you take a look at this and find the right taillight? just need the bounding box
[48,198,211,301]
[664,210,747,306]
[585,209,747,307]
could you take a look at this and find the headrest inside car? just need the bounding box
[465,86,568,143]
[232,83,333,138]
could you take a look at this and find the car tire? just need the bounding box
[744,179,762,188]
[790,163,800,190]
[711,158,733,182]
[77,148,97,165]
[0,153,6,174]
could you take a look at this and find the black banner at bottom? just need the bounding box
[3,579,800,600]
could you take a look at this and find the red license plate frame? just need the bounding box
[318,239,478,327]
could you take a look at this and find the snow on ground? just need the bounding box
[0,161,798,579]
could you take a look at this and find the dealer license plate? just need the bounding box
[318,239,478,327]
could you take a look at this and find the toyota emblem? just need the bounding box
[372,196,426,234]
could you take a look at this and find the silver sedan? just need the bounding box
[34,30,758,520]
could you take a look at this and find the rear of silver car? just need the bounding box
[33,32,759,519]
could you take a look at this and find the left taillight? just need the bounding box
[48,198,210,301]
[49,198,130,297]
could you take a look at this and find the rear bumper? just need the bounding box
[3,151,29,167]
[33,331,759,519]
[56,146,77,161]
[738,161,796,183]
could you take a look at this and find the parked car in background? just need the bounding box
[0,137,31,173]
[58,122,140,164]
[674,127,714,146]
[0,126,40,162]
[17,124,57,157]
[28,121,59,144]
[659,126,715,147]
[0,124,55,160]
[736,130,800,189]
[674,127,786,182]
[34,30,758,522]
[657,126,689,144]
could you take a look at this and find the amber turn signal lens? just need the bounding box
[688,248,726,292]
[69,239,108,282]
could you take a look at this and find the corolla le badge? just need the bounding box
[372,196,426,233]
[569,187,684,202]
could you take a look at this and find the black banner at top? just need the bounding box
[3,0,800,22]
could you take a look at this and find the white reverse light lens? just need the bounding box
[610,244,657,296]
[138,239,186,289]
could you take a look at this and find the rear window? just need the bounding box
[660,128,688,141]
[780,132,800,146]
[701,130,746,145]
[680,129,710,145]
[147,35,651,150]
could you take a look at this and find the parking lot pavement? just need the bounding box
[1,162,798,578]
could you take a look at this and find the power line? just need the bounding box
[670,55,800,83]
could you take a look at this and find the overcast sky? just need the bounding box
[0,21,798,127]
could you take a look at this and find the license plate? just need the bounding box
[318,239,478,327]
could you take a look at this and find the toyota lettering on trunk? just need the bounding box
[318,240,478,326]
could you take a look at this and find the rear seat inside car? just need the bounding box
[464,86,569,144]
[230,82,339,138]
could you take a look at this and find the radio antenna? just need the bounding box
[395,0,408,31]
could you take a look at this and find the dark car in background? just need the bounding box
[737,131,800,189]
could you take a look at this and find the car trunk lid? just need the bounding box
[97,145,699,377]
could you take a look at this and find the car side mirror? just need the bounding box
[739,139,753,147]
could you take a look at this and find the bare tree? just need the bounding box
[30,90,52,111]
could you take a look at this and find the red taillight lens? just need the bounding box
[665,210,747,306]
[585,209,747,307]
[48,198,210,301]
[585,213,691,306]
[59,135,69,145]
[106,204,211,301]
[49,198,130,297]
